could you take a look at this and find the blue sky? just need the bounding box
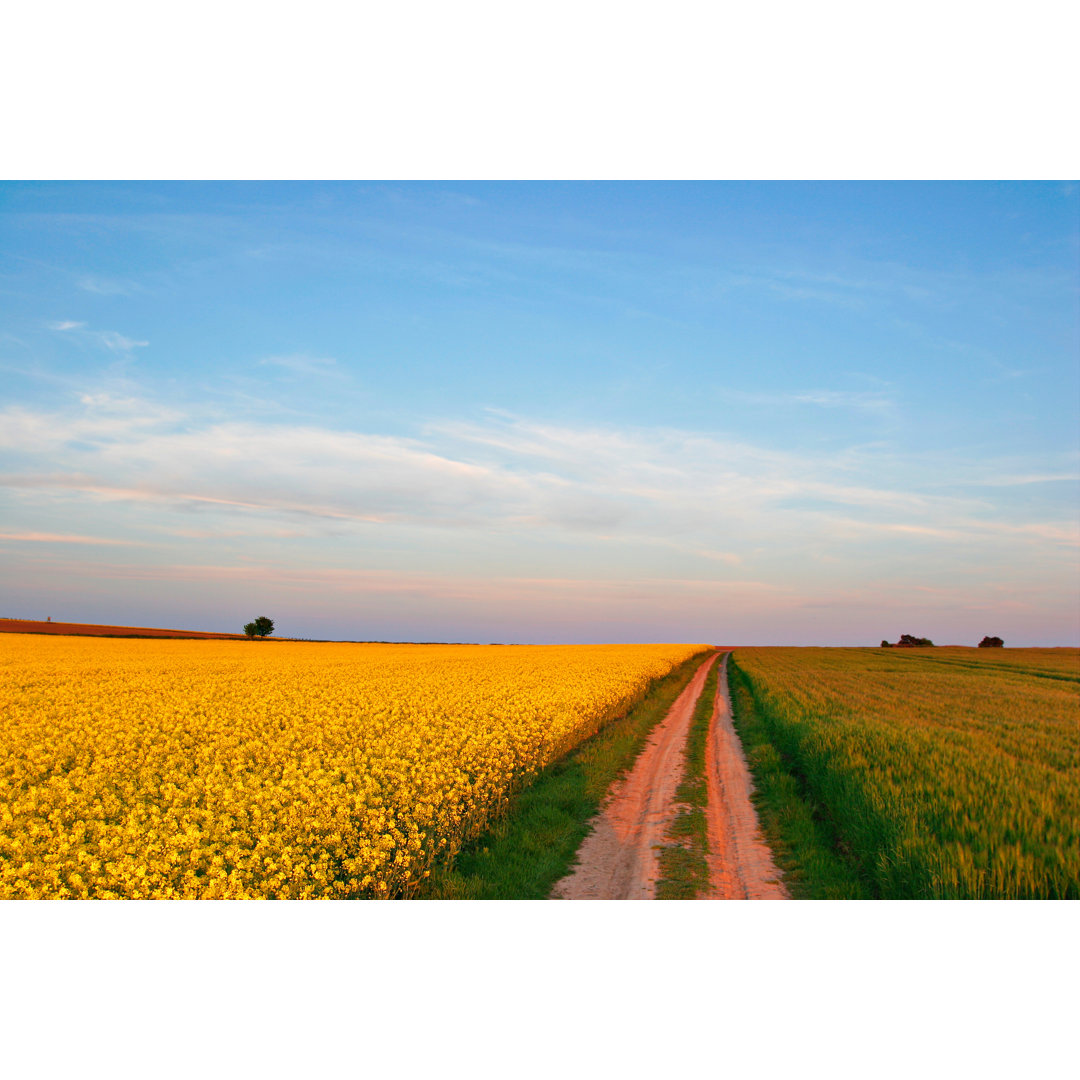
[1,181,1077,643]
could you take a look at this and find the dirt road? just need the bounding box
[551,652,718,899]
[704,654,788,899]
[551,650,788,900]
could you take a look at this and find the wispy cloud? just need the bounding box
[718,387,896,413]
[790,389,892,410]
[49,320,148,355]
[0,395,181,453]
[2,396,1074,591]
[1,473,396,524]
[77,275,140,296]
[972,473,1080,487]
[258,354,342,377]
[94,331,148,354]
[12,558,791,612]
[829,517,1079,548]
[0,531,140,546]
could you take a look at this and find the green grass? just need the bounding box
[419,648,716,899]
[726,657,869,899]
[655,654,720,899]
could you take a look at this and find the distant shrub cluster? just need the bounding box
[879,634,1005,648]
[880,634,934,648]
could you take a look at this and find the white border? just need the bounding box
[3,900,1075,1076]
[2,1,1078,178]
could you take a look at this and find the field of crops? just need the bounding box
[0,636,707,899]
[730,647,1080,899]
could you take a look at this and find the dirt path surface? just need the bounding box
[704,654,789,899]
[551,652,718,900]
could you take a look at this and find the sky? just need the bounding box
[1,181,1077,644]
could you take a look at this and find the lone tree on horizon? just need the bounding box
[978,635,1004,648]
[243,616,275,639]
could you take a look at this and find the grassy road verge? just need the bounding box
[419,649,715,899]
[655,654,720,899]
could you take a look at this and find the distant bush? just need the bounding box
[978,636,1004,648]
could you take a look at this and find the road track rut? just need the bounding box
[551,653,718,899]
[704,654,788,899]
[551,650,788,900]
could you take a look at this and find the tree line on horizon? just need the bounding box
[879,634,1004,648]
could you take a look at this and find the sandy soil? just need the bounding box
[704,654,789,899]
[0,619,250,639]
[551,652,719,900]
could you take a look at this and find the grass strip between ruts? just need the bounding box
[654,653,721,899]
[726,654,869,899]
[419,648,717,900]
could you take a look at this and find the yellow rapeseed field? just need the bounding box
[0,635,707,899]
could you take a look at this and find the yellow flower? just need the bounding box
[1,635,705,898]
